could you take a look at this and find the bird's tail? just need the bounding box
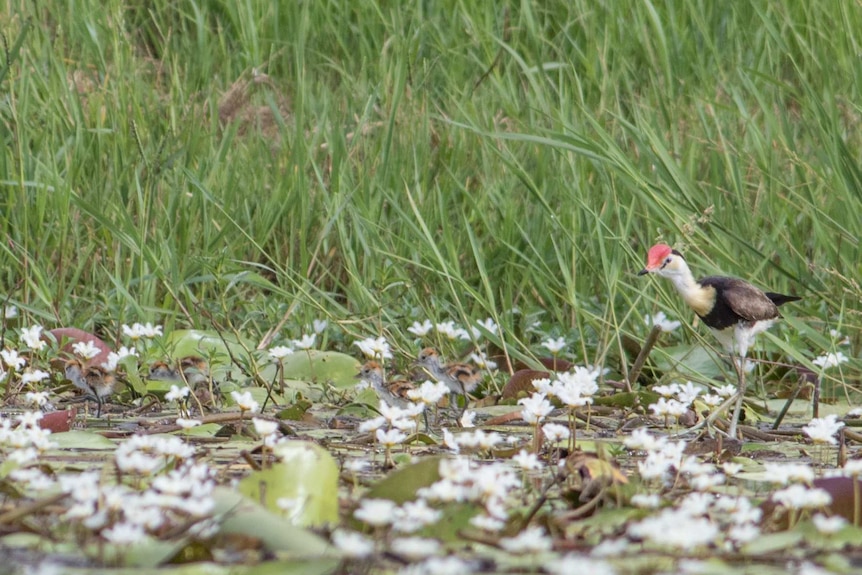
[765,292,802,307]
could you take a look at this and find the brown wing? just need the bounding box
[700,276,780,325]
[388,379,415,400]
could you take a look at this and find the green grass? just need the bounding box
[0,1,859,383]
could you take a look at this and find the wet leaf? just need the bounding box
[279,351,360,388]
[237,441,339,527]
[38,409,76,433]
[50,430,117,450]
[655,344,724,379]
[594,390,661,409]
[426,502,482,542]
[214,487,333,555]
[242,558,341,575]
[741,530,805,555]
[366,455,443,504]
[110,537,189,567]
[277,399,313,421]
[501,369,550,400]
[47,327,113,366]
[163,329,246,366]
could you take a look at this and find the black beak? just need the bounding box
[637,268,650,276]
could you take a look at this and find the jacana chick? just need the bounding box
[356,361,416,409]
[149,356,210,387]
[638,243,800,437]
[149,356,215,408]
[64,359,116,417]
[415,348,483,414]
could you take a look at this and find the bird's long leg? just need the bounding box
[727,354,747,438]
[673,393,739,438]
[458,383,469,421]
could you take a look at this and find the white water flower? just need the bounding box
[475,318,499,335]
[122,322,163,339]
[518,393,554,424]
[499,526,553,553]
[407,320,433,337]
[230,391,260,413]
[21,369,50,385]
[354,336,393,359]
[541,337,567,353]
[803,414,845,446]
[812,514,846,534]
[332,529,375,558]
[269,345,294,359]
[1,349,26,371]
[813,352,849,369]
[511,449,542,471]
[252,418,279,436]
[102,522,147,544]
[292,333,316,350]
[354,498,397,526]
[459,410,476,428]
[773,484,832,510]
[376,428,407,447]
[542,423,570,443]
[645,311,681,332]
[176,418,202,429]
[20,326,45,351]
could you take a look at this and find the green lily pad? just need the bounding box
[237,441,339,527]
[741,529,805,555]
[108,536,189,567]
[366,455,443,504]
[280,351,360,388]
[594,390,661,409]
[146,379,181,396]
[277,399,313,421]
[655,344,725,379]
[162,329,246,368]
[49,430,117,450]
[239,559,341,575]
[175,423,221,437]
[213,487,333,555]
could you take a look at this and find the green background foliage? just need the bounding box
[1,1,859,370]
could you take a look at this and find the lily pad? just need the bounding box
[162,329,246,368]
[366,455,443,503]
[108,536,189,567]
[655,344,725,379]
[214,487,333,555]
[741,529,805,555]
[279,351,360,388]
[237,441,339,527]
[49,430,117,450]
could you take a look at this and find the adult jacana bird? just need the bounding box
[638,244,801,437]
